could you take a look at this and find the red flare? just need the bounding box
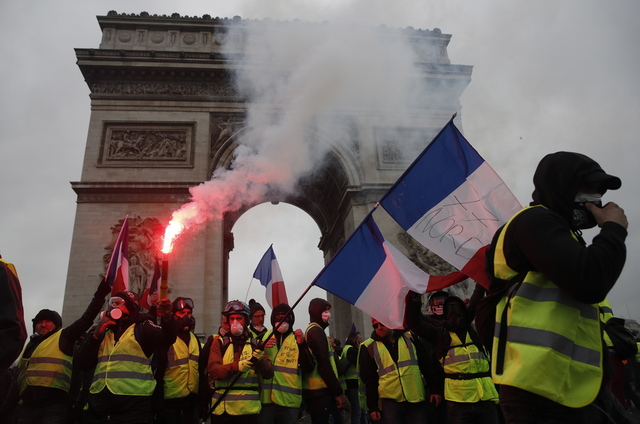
[162,220,183,254]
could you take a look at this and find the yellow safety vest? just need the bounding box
[357,338,374,409]
[164,332,200,399]
[492,206,603,408]
[18,330,72,394]
[442,332,498,403]
[90,324,156,396]
[303,323,341,391]
[260,330,302,407]
[369,332,425,403]
[212,339,261,415]
[599,299,615,348]
[341,345,358,382]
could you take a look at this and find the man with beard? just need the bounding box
[207,300,273,423]
[259,303,315,424]
[248,299,267,340]
[14,279,111,424]
[155,297,201,424]
[76,290,178,423]
[303,298,349,424]
[406,293,499,424]
[483,152,628,423]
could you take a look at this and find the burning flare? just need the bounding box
[162,221,183,254]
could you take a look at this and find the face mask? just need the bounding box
[321,311,331,323]
[276,322,290,333]
[230,321,244,336]
[572,192,602,229]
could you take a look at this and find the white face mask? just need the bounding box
[276,322,290,333]
[230,321,244,336]
[321,311,331,323]
[574,192,602,205]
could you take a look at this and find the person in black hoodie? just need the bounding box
[76,290,178,424]
[303,298,349,424]
[483,151,628,423]
[259,303,315,424]
[12,279,110,424]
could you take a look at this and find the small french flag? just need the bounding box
[106,216,130,296]
[253,245,289,308]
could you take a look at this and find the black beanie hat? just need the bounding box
[249,299,265,317]
[271,303,295,327]
[113,290,140,315]
[32,309,62,333]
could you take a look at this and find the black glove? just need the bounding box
[157,299,172,318]
[95,278,112,299]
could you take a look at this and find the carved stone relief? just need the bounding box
[374,126,438,168]
[99,122,194,167]
[103,216,172,300]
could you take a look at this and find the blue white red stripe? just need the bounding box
[253,245,289,308]
[106,216,130,296]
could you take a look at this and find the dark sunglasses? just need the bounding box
[372,323,386,329]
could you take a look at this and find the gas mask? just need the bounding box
[230,320,244,337]
[321,311,331,323]
[572,192,602,229]
[106,297,127,321]
[276,322,290,333]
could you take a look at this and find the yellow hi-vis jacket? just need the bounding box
[18,330,72,394]
[90,324,156,396]
[260,330,302,407]
[164,332,200,399]
[341,345,358,382]
[303,323,340,391]
[369,332,425,403]
[492,206,603,408]
[599,299,615,348]
[212,339,261,415]
[358,338,374,409]
[442,332,498,403]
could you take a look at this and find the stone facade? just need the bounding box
[62,11,473,341]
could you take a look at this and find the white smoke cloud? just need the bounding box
[167,17,444,241]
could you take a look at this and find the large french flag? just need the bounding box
[379,119,521,288]
[140,256,160,311]
[314,214,467,329]
[253,245,289,308]
[106,216,130,296]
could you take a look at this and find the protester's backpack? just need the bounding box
[603,316,638,360]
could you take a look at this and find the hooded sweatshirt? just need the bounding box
[305,298,343,397]
[486,151,627,305]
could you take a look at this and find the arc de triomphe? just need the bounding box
[61,11,472,341]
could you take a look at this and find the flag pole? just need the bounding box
[244,277,254,303]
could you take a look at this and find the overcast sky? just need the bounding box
[1,1,638,334]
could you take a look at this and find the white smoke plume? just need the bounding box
[167,17,440,241]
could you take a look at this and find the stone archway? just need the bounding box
[62,11,473,340]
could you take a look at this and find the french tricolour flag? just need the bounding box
[253,245,289,308]
[379,119,521,288]
[314,214,467,329]
[106,216,130,296]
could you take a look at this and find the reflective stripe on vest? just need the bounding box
[164,332,200,399]
[492,205,603,408]
[341,345,358,381]
[370,332,425,403]
[90,325,156,396]
[442,332,498,403]
[358,338,374,409]
[18,330,72,394]
[260,330,302,407]
[303,323,340,391]
[212,339,261,415]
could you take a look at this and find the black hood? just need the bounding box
[308,298,330,328]
[271,303,295,327]
[530,152,621,226]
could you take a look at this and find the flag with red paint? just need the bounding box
[106,216,129,295]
